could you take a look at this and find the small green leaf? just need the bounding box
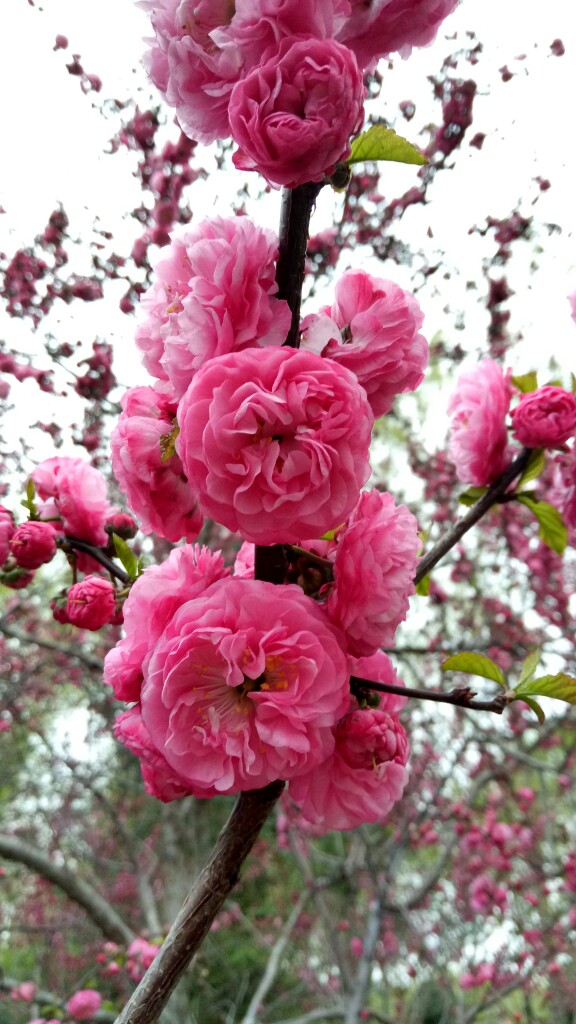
[458,486,488,507]
[571,371,576,396]
[26,478,36,503]
[415,574,430,596]
[511,371,539,394]
[320,524,344,542]
[515,672,576,706]
[112,534,139,581]
[20,478,39,518]
[516,448,546,489]
[517,649,541,687]
[516,495,568,554]
[513,695,546,724]
[348,125,427,166]
[442,652,506,687]
[160,423,180,463]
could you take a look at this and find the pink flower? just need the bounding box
[135,578,350,795]
[115,706,195,802]
[65,991,102,1020]
[447,359,512,486]
[233,541,255,578]
[349,650,408,716]
[221,1,351,69]
[0,505,15,563]
[103,545,230,702]
[510,385,576,448]
[31,457,111,546]
[9,521,57,569]
[11,982,37,1002]
[135,217,290,399]
[326,490,419,657]
[338,0,459,70]
[127,937,160,981]
[229,36,364,189]
[66,576,117,631]
[550,448,576,528]
[288,697,409,832]
[568,292,576,323]
[301,270,427,418]
[111,385,203,543]
[176,347,373,544]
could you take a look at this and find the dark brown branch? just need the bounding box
[276,182,324,347]
[415,447,532,584]
[350,676,509,715]
[61,535,131,584]
[0,833,135,944]
[115,781,285,1024]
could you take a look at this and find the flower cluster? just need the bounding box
[141,0,457,187]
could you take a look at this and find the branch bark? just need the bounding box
[0,833,135,945]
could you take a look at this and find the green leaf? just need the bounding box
[458,486,488,507]
[515,672,576,706]
[26,478,36,503]
[112,534,139,581]
[160,423,180,463]
[348,125,427,167]
[571,371,576,396]
[513,695,546,724]
[442,652,506,687]
[511,371,538,394]
[515,495,568,554]
[20,478,39,518]
[415,574,430,597]
[517,649,541,687]
[516,448,546,489]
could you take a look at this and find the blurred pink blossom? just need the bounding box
[447,359,512,486]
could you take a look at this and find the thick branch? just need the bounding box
[115,781,285,1024]
[0,833,135,945]
[415,447,532,584]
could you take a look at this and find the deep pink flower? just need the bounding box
[136,579,350,795]
[447,359,512,486]
[135,217,290,399]
[66,576,117,631]
[338,0,459,70]
[510,385,576,448]
[9,521,57,570]
[220,1,351,67]
[301,270,427,417]
[103,545,230,702]
[115,706,196,802]
[111,385,203,543]
[31,457,111,546]
[65,991,102,1021]
[288,697,409,832]
[229,36,364,188]
[349,650,408,716]
[326,490,419,656]
[176,347,373,544]
[0,505,15,564]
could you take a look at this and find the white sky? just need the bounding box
[1,0,575,469]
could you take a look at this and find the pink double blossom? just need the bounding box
[338,0,459,70]
[327,490,419,656]
[66,576,117,631]
[230,36,364,188]
[111,385,203,543]
[65,991,102,1021]
[177,347,373,544]
[447,359,512,486]
[128,579,350,796]
[549,448,576,528]
[115,706,196,802]
[301,269,427,417]
[0,506,15,563]
[31,457,111,547]
[135,217,290,399]
[103,544,230,703]
[126,937,161,981]
[9,521,57,570]
[510,385,576,449]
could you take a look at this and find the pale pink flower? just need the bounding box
[569,292,576,323]
[176,347,373,544]
[11,982,37,1002]
[288,698,409,832]
[510,385,576,448]
[138,578,350,795]
[550,447,576,528]
[127,937,161,981]
[220,1,351,67]
[0,505,15,563]
[9,521,57,570]
[65,991,102,1021]
[31,457,111,546]
[111,385,202,543]
[301,270,427,417]
[326,490,419,656]
[66,576,117,631]
[338,0,459,70]
[447,359,512,486]
[104,544,230,703]
[229,36,364,189]
[135,217,290,399]
[233,541,255,578]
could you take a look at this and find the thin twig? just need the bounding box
[62,536,131,584]
[350,677,509,715]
